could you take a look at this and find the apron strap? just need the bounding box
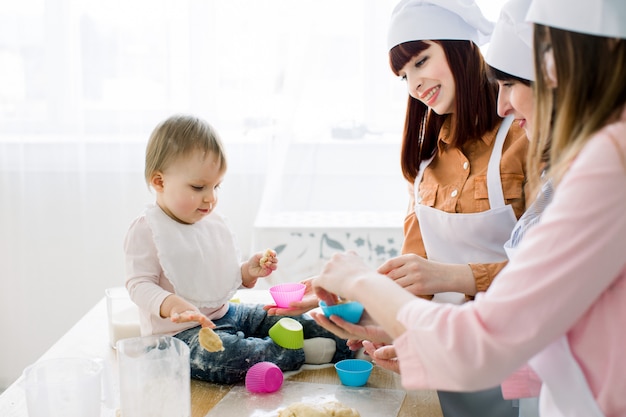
[414,155,435,204]
[487,115,514,209]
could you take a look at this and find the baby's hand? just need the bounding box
[250,248,278,277]
[171,310,214,328]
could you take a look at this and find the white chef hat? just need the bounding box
[485,0,534,81]
[527,0,626,39]
[387,0,494,50]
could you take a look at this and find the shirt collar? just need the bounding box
[437,116,498,147]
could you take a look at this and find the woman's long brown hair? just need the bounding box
[390,40,499,183]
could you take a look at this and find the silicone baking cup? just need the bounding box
[269,283,306,308]
[335,359,373,387]
[245,361,284,393]
[318,300,364,324]
[268,317,304,349]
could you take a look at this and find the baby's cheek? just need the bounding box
[180,194,200,210]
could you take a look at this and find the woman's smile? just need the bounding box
[421,85,441,106]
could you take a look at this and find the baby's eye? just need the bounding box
[191,185,204,191]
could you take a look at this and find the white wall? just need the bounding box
[0,138,268,390]
[0,137,405,389]
[252,139,407,287]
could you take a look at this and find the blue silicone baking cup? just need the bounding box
[335,359,373,387]
[318,300,364,324]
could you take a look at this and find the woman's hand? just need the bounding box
[312,252,373,304]
[308,310,392,345]
[362,341,400,374]
[378,254,475,296]
[312,251,413,341]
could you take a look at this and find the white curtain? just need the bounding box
[0,0,505,389]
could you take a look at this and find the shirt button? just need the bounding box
[463,161,469,170]
[451,190,458,197]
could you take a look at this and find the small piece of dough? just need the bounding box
[198,327,224,352]
[277,401,360,417]
[259,248,274,268]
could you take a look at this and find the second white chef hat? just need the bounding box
[387,0,494,50]
[485,0,534,81]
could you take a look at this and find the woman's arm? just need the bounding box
[378,254,476,295]
[394,131,626,390]
[314,130,626,391]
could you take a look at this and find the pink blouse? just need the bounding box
[395,112,626,417]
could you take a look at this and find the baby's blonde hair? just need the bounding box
[144,114,227,187]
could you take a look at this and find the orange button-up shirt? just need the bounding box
[402,118,529,299]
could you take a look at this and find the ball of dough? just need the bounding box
[259,248,275,268]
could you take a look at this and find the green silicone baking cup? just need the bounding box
[268,317,304,349]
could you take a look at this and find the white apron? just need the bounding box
[504,178,553,261]
[414,116,518,417]
[502,179,554,417]
[529,337,605,417]
[415,115,517,304]
[503,178,602,416]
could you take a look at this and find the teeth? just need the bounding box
[423,86,439,102]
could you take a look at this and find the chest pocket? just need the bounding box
[474,173,525,213]
[418,183,438,208]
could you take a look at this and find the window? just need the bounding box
[0,0,505,141]
[0,0,410,142]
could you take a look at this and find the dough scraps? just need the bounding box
[277,400,360,417]
[259,248,275,268]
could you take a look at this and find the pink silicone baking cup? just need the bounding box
[245,361,284,393]
[269,283,306,308]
